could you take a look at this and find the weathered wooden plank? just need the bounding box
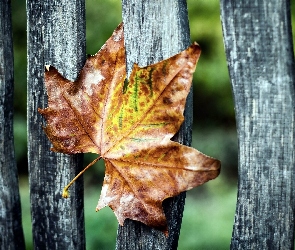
[27,1,86,249]
[0,0,25,249]
[116,0,192,249]
[220,0,295,249]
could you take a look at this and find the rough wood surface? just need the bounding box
[0,1,25,249]
[27,1,86,249]
[220,0,295,249]
[116,1,193,249]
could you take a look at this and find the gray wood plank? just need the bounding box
[220,0,295,249]
[116,1,192,249]
[27,1,86,249]
[0,1,25,248]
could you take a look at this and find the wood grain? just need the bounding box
[27,0,86,249]
[0,1,25,249]
[220,0,295,249]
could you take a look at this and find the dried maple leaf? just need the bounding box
[38,23,220,234]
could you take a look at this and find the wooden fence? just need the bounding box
[0,0,294,249]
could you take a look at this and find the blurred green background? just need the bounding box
[10,0,295,249]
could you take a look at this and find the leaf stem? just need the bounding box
[62,156,102,198]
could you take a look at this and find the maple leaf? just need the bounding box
[38,23,220,234]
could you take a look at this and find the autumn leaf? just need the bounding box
[38,23,220,234]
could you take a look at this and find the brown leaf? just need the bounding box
[38,23,220,234]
